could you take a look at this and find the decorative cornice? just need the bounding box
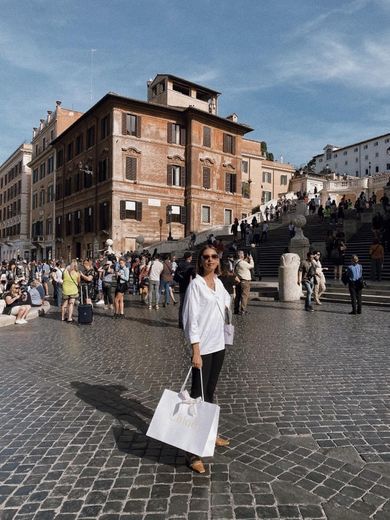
[167,154,185,162]
[223,162,235,169]
[200,157,215,165]
[122,146,141,155]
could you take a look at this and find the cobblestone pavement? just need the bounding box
[0,297,389,520]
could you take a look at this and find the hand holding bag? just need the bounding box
[146,367,220,457]
[216,299,235,345]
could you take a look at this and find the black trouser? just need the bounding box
[349,281,362,313]
[103,281,113,305]
[191,349,225,403]
[179,291,185,329]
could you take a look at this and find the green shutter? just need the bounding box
[136,201,142,221]
[120,200,126,220]
[126,157,137,181]
[167,165,172,186]
[136,116,141,138]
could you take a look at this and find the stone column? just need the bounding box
[278,253,302,302]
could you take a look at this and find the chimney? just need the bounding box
[226,113,238,123]
[56,100,62,106]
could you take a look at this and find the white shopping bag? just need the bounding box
[146,368,220,457]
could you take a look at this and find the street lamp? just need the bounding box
[167,206,173,241]
[159,218,163,242]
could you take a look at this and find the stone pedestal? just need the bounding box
[278,253,302,302]
[289,214,310,260]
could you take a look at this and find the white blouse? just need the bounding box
[182,274,231,355]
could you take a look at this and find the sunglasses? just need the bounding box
[202,254,219,260]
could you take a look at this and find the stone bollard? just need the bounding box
[278,253,302,302]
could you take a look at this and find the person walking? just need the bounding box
[346,255,364,315]
[147,254,163,310]
[114,257,129,318]
[369,238,384,281]
[175,251,196,328]
[233,250,254,315]
[312,250,327,305]
[182,245,231,474]
[160,255,174,306]
[298,251,316,312]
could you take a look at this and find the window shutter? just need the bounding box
[167,165,172,186]
[180,205,187,225]
[203,127,211,147]
[203,167,210,189]
[225,172,230,192]
[232,136,236,155]
[126,157,137,181]
[231,174,237,193]
[166,205,171,223]
[136,116,141,138]
[167,122,173,143]
[120,200,126,220]
[136,201,142,221]
[223,134,228,153]
[122,113,127,134]
[180,167,186,187]
[180,127,186,146]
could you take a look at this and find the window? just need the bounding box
[46,218,52,236]
[47,185,54,202]
[84,207,94,232]
[167,165,185,187]
[241,181,250,199]
[387,164,390,170]
[57,149,64,167]
[42,137,46,151]
[125,157,137,181]
[280,175,288,185]
[354,147,358,152]
[47,155,54,174]
[167,123,185,145]
[74,210,82,234]
[345,161,348,165]
[386,139,390,143]
[363,144,368,149]
[39,163,46,180]
[98,158,109,182]
[122,113,141,137]
[172,82,190,95]
[87,126,95,148]
[202,167,211,189]
[263,191,272,203]
[100,115,110,140]
[39,190,45,207]
[225,172,237,193]
[223,133,235,154]
[356,158,359,163]
[242,160,248,173]
[201,206,211,224]
[74,172,81,191]
[119,200,142,221]
[334,153,338,158]
[99,202,110,230]
[64,213,72,235]
[319,158,323,163]
[66,142,73,161]
[203,127,211,147]
[33,169,39,183]
[262,171,272,183]
[356,171,359,177]
[374,141,378,146]
[32,192,38,209]
[65,177,72,197]
[365,155,369,160]
[343,151,348,155]
[375,152,379,157]
[375,166,379,173]
[75,134,84,155]
[167,204,186,224]
[84,165,93,189]
[224,209,232,225]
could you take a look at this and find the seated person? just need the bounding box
[27,281,50,314]
[3,283,31,324]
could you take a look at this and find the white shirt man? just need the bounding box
[146,256,164,309]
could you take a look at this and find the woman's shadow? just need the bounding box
[71,382,184,466]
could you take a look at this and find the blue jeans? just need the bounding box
[160,280,171,304]
[302,280,313,309]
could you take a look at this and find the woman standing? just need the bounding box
[100,261,114,310]
[182,245,231,474]
[114,257,129,318]
[62,260,80,322]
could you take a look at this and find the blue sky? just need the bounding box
[1,0,389,167]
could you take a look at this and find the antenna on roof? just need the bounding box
[90,49,96,104]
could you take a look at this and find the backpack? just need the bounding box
[341,270,349,286]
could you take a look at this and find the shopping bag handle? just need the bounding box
[180,366,205,402]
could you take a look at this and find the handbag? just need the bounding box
[146,367,220,457]
[216,299,235,345]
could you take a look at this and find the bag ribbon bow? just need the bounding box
[177,390,202,416]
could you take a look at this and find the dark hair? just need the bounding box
[196,245,221,276]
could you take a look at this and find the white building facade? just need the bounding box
[313,133,390,178]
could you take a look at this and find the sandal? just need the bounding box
[215,436,230,447]
[186,455,205,474]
